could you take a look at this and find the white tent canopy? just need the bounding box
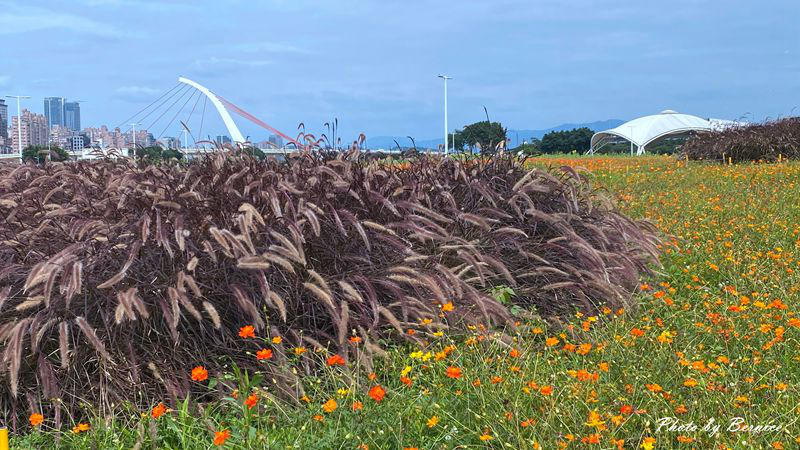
[589,110,714,155]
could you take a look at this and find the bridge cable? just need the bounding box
[183,90,203,146]
[144,85,193,134]
[157,90,199,141]
[218,95,302,148]
[197,96,207,147]
[114,83,181,129]
[138,84,190,130]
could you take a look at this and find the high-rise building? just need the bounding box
[268,134,284,148]
[11,109,48,151]
[64,102,81,131]
[162,137,181,149]
[215,135,232,146]
[85,125,127,149]
[69,133,89,152]
[44,97,65,129]
[0,99,8,140]
[49,125,73,149]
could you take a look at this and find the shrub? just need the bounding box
[22,146,70,163]
[681,117,800,162]
[0,151,659,427]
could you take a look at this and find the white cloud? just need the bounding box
[0,3,127,37]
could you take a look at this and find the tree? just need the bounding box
[135,146,184,160]
[454,121,507,154]
[239,146,266,160]
[540,127,593,154]
[515,138,541,156]
[22,145,70,163]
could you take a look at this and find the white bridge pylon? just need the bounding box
[177,76,246,144]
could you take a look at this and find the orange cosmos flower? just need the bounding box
[400,376,412,386]
[245,393,258,409]
[213,429,230,446]
[293,346,307,356]
[151,402,167,419]
[630,328,645,337]
[620,404,633,415]
[368,385,386,403]
[72,423,90,433]
[427,415,439,428]
[509,348,521,358]
[326,354,346,366]
[479,433,493,441]
[545,337,559,347]
[445,366,462,379]
[256,348,272,360]
[583,434,600,444]
[349,336,362,344]
[322,398,337,413]
[191,366,208,382]
[645,383,663,393]
[441,302,454,312]
[271,336,282,344]
[29,413,44,426]
[352,401,363,411]
[539,385,553,396]
[577,343,592,355]
[238,325,255,339]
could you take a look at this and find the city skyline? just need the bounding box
[1,0,798,144]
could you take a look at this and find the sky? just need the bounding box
[1,0,798,144]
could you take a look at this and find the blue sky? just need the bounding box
[1,0,798,143]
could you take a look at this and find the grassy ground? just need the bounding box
[12,156,800,449]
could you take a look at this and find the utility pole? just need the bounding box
[130,123,138,155]
[182,128,189,151]
[6,95,31,163]
[437,75,451,155]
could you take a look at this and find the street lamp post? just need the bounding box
[437,75,452,155]
[6,95,31,163]
[130,123,138,153]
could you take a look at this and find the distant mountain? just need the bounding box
[365,119,625,150]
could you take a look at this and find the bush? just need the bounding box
[0,151,659,427]
[681,117,800,162]
[22,146,70,163]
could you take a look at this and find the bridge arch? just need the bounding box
[178,76,246,144]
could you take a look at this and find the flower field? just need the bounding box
[13,155,800,449]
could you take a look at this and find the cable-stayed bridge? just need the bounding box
[1,77,309,161]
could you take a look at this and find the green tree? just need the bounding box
[454,121,507,154]
[22,145,70,163]
[239,146,267,160]
[540,127,593,154]
[515,138,541,156]
[135,146,184,160]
